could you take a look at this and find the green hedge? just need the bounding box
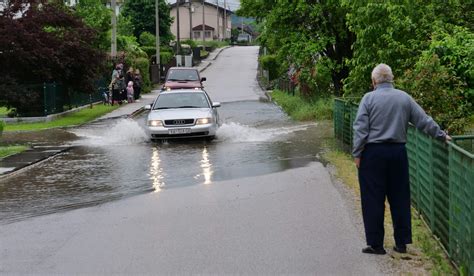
[160,51,173,65]
[259,54,280,80]
[133,57,151,93]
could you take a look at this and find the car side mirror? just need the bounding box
[201,77,206,82]
[144,104,152,110]
[212,102,221,108]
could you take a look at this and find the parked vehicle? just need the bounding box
[145,89,220,140]
[162,67,206,90]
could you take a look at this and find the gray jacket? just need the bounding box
[352,83,446,157]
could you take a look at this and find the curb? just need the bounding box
[0,146,72,180]
[212,46,231,61]
[128,106,146,119]
[199,46,231,73]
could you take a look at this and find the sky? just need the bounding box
[166,0,241,11]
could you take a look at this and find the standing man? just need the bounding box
[353,63,451,255]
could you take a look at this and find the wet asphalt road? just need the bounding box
[0,46,385,274]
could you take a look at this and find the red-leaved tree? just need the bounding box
[0,0,106,114]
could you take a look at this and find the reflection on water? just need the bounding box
[150,147,164,192]
[200,147,213,185]
[0,102,332,224]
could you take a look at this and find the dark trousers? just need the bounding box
[358,143,412,247]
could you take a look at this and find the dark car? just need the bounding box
[162,67,206,91]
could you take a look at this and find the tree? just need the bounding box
[75,0,111,51]
[238,0,354,97]
[342,1,473,132]
[342,2,436,96]
[121,0,173,45]
[0,0,106,111]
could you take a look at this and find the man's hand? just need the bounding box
[445,134,452,142]
[354,158,361,169]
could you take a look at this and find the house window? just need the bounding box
[193,32,201,39]
[205,31,211,38]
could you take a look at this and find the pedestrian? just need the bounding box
[125,67,134,86]
[352,63,451,255]
[126,81,134,103]
[133,69,142,100]
[111,72,125,105]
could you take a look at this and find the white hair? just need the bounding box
[371,64,394,84]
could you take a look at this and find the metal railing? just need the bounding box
[275,77,296,96]
[18,80,108,117]
[333,98,474,275]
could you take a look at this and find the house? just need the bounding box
[169,0,232,41]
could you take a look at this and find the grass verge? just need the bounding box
[322,139,456,275]
[4,104,119,132]
[270,89,333,121]
[0,145,28,159]
[0,107,9,117]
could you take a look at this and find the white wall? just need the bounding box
[170,1,231,41]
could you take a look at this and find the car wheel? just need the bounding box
[206,136,215,142]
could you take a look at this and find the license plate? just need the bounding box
[169,128,191,135]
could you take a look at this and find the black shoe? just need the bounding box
[393,245,407,253]
[362,246,386,255]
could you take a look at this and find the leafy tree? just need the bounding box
[342,1,473,132]
[139,31,156,46]
[118,14,135,36]
[238,0,354,97]
[0,0,106,112]
[398,26,474,133]
[342,2,436,96]
[121,0,173,45]
[75,0,111,51]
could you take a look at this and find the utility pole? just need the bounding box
[202,0,205,42]
[111,0,117,57]
[188,0,193,40]
[155,0,160,80]
[176,0,181,57]
[223,0,226,40]
[216,0,219,40]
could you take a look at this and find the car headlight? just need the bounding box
[148,120,163,127]
[196,118,212,125]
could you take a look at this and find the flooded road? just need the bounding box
[0,47,332,224]
[0,103,331,223]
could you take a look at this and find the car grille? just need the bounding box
[164,119,195,126]
[151,132,209,139]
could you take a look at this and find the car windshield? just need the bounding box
[153,93,210,109]
[166,69,199,81]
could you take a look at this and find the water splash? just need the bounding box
[216,122,316,143]
[72,119,149,146]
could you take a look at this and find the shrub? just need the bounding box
[182,39,197,48]
[133,57,151,92]
[271,89,333,121]
[160,51,174,65]
[259,54,280,81]
[141,46,156,58]
[399,54,468,134]
[399,26,473,134]
[139,31,156,46]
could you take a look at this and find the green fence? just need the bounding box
[333,98,359,152]
[334,98,474,275]
[13,81,106,117]
[276,78,296,96]
[449,136,474,274]
[43,81,105,116]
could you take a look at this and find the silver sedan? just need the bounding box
[145,89,220,140]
